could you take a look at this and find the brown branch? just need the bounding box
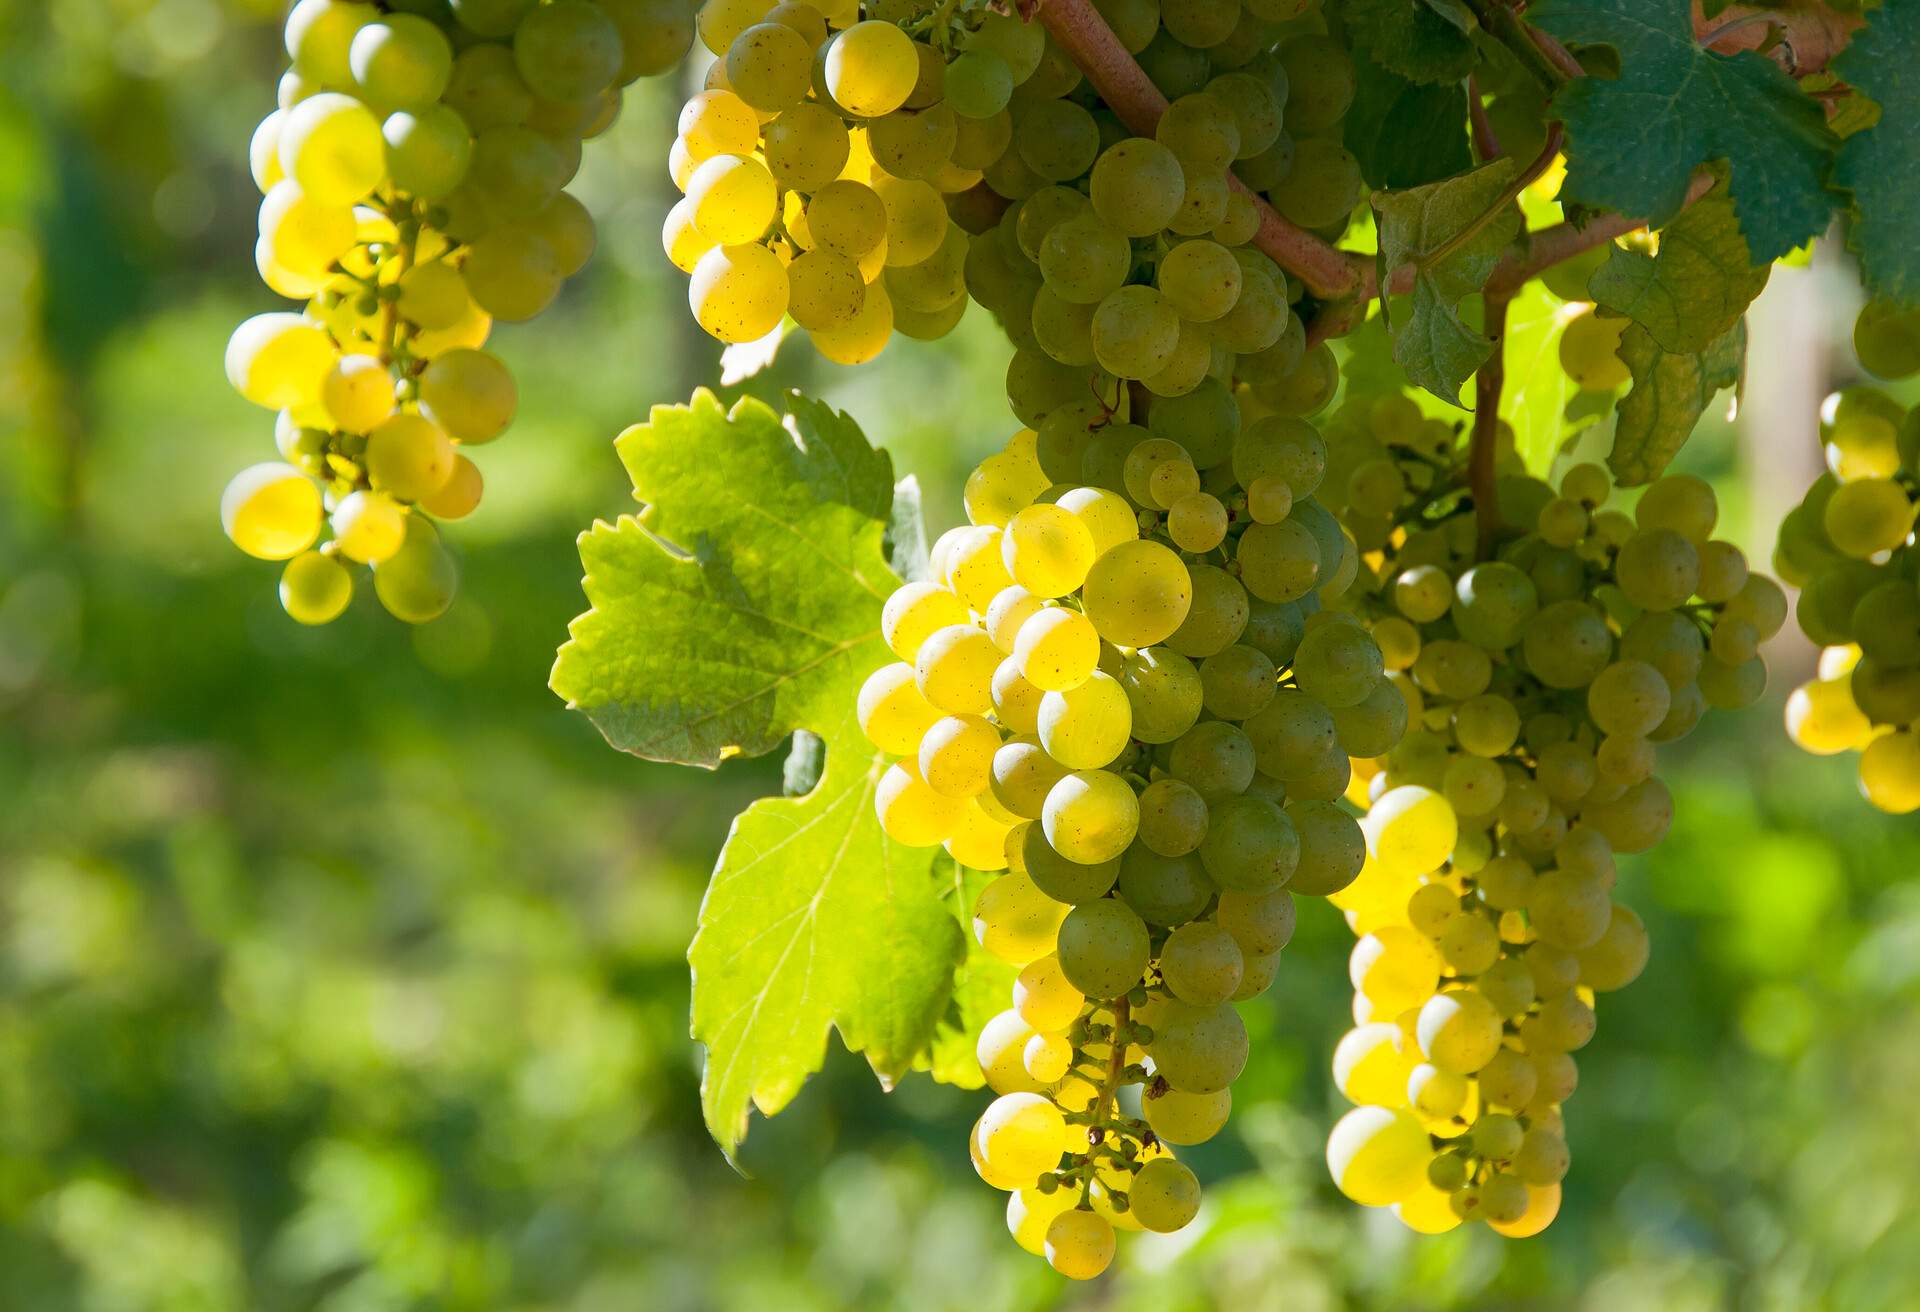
[1694,1,1860,74]
[1034,0,1363,299]
[1485,169,1717,295]
[1468,75,1501,163]
[1470,294,1510,562]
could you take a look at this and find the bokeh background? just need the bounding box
[2,3,1917,1308]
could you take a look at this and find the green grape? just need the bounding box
[349,14,454,112]
[1616,527,1702,609]
[724,21,812,112]
[1148,1000,1248,1093]
[1527,869,1611,949]
[1127,1157,1201,1233]
[1523,600,1614,689]
[1022,822,1120,903]
[973,870,1070,963]
[1242,688,1334,779]
[463,225,563,320]
[1118,646,1204,743]
[1090,285,1179,379]
[1055,896,1151,998]
[1205,70,1282,159]
[1237,519,1321,602]
[1287,799,1366,895]
[1157,92,1240,174]
[1277,34,1354,133]
[1038,214,1131,305]
[1115,845,1215,925]
[1043,769,1141,864]
[1199,643,1277,720]
[1015,98,1099,183]
[1157,238,1242,323]
[444,43,536,130]
[1144,1085,1230,1145]
[1215,886,1295,956]
[383,105,473,198]
[1824,477,1916,558]
[1233,415,1326,497]
[1292,621,1384,708]
[1587,660,1673,738]
[1853,299,1920,380]
[871,103,959,181]
[1137,777,1209,857]
[1558,309,1630,390]
[280,549,353,624]
[763,102,851,191]
[1030,286,1098,366]
[1038,671,1133,769]
[1168,720,1258,800]
[417,347,516,443]
[1269,135,1362,230]
[1330,677,1410,758]
[1197,796,1299,892]
[599,0,696,80]
[1088,138,1185,238]
[1259,341,1341,416]
[373,513,458,623]
[513,0,622,102]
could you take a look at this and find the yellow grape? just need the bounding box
[1415,989,1502,1074]
[810,278,894,364]
[786,249,867,331]
[856,661,940,754]
[1044,1210,1115,1281]
[279,550,353,624]
[876,756,966,846]
[1041,769,1138,864]
[1364,785,1458,878]
[915,622,1002,715]
[985,586,1046,654]
[944,525,1014,610]
[1349,926,1441,1013]
[972,871,1070,965]
[1055,486,1138,556]
[419,454,484,520]
[662,196,719,274]
[1012,953,1084,1032]
[689,243,789,343]
[725,21,813,113]
[1326,1105,1431,1206]
[677,88,760,160]
[1784,677,1873,755]
[881,580,968,660]
[319,353,396,432]
[1860,730,1920,814]
[226,312,337,410]
[1331,1022,1414,1106]
[364,413,455,501]
[687,154,778,245]
[1081,540,1192,648]
[417,347,517,443]
[919,713,1002,797]
[945,800,1013,870]
[824,20,918,118]
[1013,606,1099,692]
[1006,1188,1076,1258]
[222,463,323,560]
[278,91,386,206]
[1037,671,1132,769]
[258,180,356,282]
[1002,503,1096,598]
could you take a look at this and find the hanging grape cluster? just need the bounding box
[1777,298,1920,814]
[1304,399,1785,1234]
[222,0,693,623]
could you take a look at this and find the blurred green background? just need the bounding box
[2,3,1917,1309]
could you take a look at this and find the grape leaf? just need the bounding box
[1376,158,1523,404]
[1346,48,1473,189]
[1832,0,1920,304]
[551,390,970,1156]
[1529,0,1837,262]
[1342,0,1478,84]
[551,389,896,768]
[1608,320,1746,485]
[691,697,965,1156]
[1588,178,1769,354]
[917,861,1016,1090]
[1501,282,1592,473]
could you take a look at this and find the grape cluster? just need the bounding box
[660,1,989,355]
[223,0,693,623]
[860,365,1396,1274]
[1303,403,1783,1234]
[1776,299,1920,813]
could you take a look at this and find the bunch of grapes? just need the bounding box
[1302,402,1784,1234]
[223,0,693,623]
[1775,298,1920,813]
[859,358,1402,1275]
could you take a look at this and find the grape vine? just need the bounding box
[219,0,1920,1285]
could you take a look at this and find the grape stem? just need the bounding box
[1467,75,1502,163]
[1033,0,1857,345]
[1032,0,1368,299]
[1469,293,1510,563]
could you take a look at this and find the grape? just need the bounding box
[1038,671,1132,769]
[1197,796,1298,892]
[1327,1106,1430,1206]
[1859,730,1920,813]
[1160,922,1245,1005]
[688,243,788,343]
[280,550,354,624]
[825,20,918,117]
[1042,769,1140,864]
[1012,606,1100,692]
[373,514,458,623]
[810,279,895,364]
[1149,1000,1247,1093]
[1523,601,1613,688]
[920,714,1001,798]
[1127,1157,1200,1233]
[1157,238,1242,322]
[1038,214,1131,306]
[382,106,473,198]
[725,22,813,112]
[418,348,517,443]
[1055,896,1150,998]
[350,15,454,111]
[1088,138,1185,238]
[1118,646,1204,744]
[444,42,536,129]
[330,489,408,564]
[786,249,866,331]
[1022,824,1120,904]
[1558,310,1630,391]
[1824,477,1915,557]
[973,871,1070,963]
[1168,720,1257,800]
[1270,136,1363,230]
[463,226,563,321]
[286,0,373,85]
[598,0,695,80]
[279,91,386,205]
[513,1,622,102]
[1044,1209,1115,1281]
[1237,519,1321,602]
[259,180,355,283]
[916,623,1002,715]
[222,463,324,560]
[421,455,484,521]
[365,413,455,500]
[226,313,336,411]
[1853,299,1920,380]
[1082,541,1192,648]
[1016,98,1100,183]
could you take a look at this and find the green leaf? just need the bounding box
[1376,159,1523,403]
[691,701,965,1156]
[1342,0,1479,84]
[1345,48,1473,190]
[552,389,972,1156]
[1608,320,1746,486]
[917,861,1016,1090]
[1530,0,1837,262]
[1588,178,1770,354]
[1832,0,1920,303]
[550,389,897,768]
[1500,282,1592,472]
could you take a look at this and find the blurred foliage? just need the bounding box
[0,3,1916,1309]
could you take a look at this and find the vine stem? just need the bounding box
[1034,0,1365,299]
[1470,294,1510,561]
[1467,75,1501,163]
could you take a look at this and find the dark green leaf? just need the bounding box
[1375,159,1523,403]
[1833,0,1920,303]
[1342,0,1479,83]
[1346,47,1473,189]
[1608,320,1746,485]
[1530,0,1837,261]
[1588,178,1770,353]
